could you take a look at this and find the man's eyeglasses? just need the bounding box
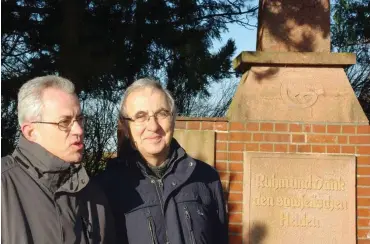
[121,110,172,125]
[31,115,85,131]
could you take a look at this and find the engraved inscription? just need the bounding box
[253,194,348,211]
[280,212,321,228]
[244,153,355,243]
[252,194,274,207]
[255,174,346,191]
[251,173,349,229]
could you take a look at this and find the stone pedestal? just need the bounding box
[227,52,367,123]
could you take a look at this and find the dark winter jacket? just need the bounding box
[97,139,228,244]
[1,136,115,244]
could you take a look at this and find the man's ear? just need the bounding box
[21,123,38,142]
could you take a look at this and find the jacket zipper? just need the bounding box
[147,216,158,244]
[139,155,186,244]
[184,205,196,244]
[153,179,170,243]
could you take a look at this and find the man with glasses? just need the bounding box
[98,78,228,243]
[1,75,115,243]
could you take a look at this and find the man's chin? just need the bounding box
[147,142,166,150]
[67,154,83,164]
[144,144,171,157]
[69,160,82,164]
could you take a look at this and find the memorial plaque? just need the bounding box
[243,153,355,244]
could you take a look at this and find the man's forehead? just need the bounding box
[125,87,170,116]
[41,89,81,118]
[42,88,78,104]
[126,87,169,107]
[43,105,81,117]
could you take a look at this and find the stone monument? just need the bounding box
[227,0,363,243]
[227,0,368,123]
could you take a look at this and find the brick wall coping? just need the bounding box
[176,117,369,126]
[176,116,228,122]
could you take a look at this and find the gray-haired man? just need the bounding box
[1,75,115,243]
[98,78,228,243]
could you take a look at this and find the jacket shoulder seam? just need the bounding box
[2,156,20,174]
[2,163,19,174]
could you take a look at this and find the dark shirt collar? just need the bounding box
[134,139,186,179]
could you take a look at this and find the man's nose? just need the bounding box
[146,115,160,131]
[70,120,84,135]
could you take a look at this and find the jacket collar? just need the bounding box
[133,139,186,177]
[13,135,89,195]
[130,139,196,191]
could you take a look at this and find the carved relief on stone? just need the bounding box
[280,79,324,108]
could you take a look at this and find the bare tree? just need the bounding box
[185,77,239,117]
[81,94,120,176]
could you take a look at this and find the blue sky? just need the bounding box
[212,0,259,57]
[205,13,258,104]
[213,20,258,57]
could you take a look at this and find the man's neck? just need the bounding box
[142,147,170,167]
[144,154,167,167]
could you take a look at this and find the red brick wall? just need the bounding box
[175,117,370,244]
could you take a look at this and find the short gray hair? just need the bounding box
[18,75,75,125]
[120,78,176,118]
